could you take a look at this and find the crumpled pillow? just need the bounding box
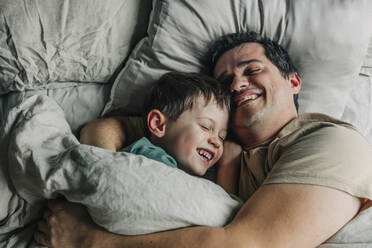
[104,0,372,119]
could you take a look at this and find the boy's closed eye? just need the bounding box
[198,119,213,131]
[218,133,227,142]
[198,118,227,142]
[200,124,211,131]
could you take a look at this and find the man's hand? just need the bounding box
[34,200,101,248]
[34,200,226,248]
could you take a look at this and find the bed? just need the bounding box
[1,0,372,247]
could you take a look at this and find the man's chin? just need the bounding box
[233,110,264,129]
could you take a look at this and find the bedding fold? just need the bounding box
[1,94,242,247]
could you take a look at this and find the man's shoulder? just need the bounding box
[278,112,360,139]
[272,112,371,155]
[296,113,355,127]
[265,113,372,201]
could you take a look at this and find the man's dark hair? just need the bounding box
[208,31,299,110]
[144,71,231,121]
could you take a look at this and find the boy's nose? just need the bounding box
[208,136,221,148]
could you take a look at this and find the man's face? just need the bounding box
[213,43,300,142]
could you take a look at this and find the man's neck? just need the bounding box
[235,115,298,149]
[235,127,275,149]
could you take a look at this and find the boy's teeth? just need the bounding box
[198,149,212,160]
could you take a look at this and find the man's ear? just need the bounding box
[289,73,301,94]
[147,109,167,138]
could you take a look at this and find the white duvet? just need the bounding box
[0,95,241,247]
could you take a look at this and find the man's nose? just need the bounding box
[230,75,249,94]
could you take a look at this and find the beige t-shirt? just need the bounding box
[239,113,372,210]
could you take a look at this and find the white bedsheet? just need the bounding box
[0,95,241,247]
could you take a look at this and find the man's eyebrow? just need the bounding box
[216,72,228,81]
[216,59,263,81]
[237,59,262,67]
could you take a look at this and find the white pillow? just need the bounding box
[104,0,372,118]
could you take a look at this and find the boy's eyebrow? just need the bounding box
[197,117,214,122]
[197,117,228,131]
[197,117,216,125]
[216,59,263,81]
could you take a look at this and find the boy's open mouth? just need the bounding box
[197,148,214,161]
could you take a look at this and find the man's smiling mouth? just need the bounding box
[234,90,263,107]
[236,94,260,106]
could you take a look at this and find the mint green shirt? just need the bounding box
[122,137,178,168]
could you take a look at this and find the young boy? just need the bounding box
[119,71,231,176]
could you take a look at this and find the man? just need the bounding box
[35,31,372,248]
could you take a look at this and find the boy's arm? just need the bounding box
[216,141,242,195]
[80,117,139,152]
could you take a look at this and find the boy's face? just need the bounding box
[162,96,229,176]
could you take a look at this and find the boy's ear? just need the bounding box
[147,109,167,138]
[289,73,301,94]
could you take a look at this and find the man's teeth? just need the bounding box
[198,150,212,160]
[238,94,259,106]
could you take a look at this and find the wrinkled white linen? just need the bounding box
[1,95,241,247]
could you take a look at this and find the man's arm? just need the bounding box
[80,117,133,151]
[216,141,242,194]
[35,183,360,248]
[224,184,360,248]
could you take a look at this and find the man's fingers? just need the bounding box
[43,209,52,220]
[47,199,66,211]
[38,219,51,234]
[34,231,51,247]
